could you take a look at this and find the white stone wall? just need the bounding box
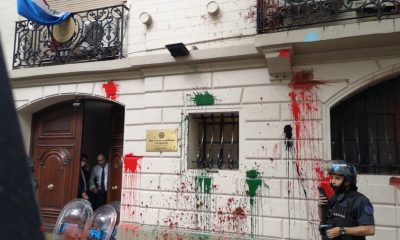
[12,57,400,239]
[126,0,257,57]
[0,0,258,69]
[0,0,19,69]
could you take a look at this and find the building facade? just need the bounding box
[1,0,399,239]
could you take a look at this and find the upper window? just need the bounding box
[331,78,400,174]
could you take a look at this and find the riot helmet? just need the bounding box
[327,160,357,185]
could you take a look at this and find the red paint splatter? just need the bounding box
[118,223,141,239]
[272,143,279,159]
[289,70,324,178]
[288,69,329,199]
[243,5,257,22]
[389,177,400,189]
[102,80,118,100]
[279,49,290,58]
[123,153,143,173]
[315,166,334,199]
[232,207,246,220]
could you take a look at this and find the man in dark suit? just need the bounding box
[89,153,108,209]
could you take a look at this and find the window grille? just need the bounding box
[331,78,400,174]
[187,112,239,170]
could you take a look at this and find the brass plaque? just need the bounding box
[146,129,178,152]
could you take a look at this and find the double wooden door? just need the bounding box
[31,101,123,231]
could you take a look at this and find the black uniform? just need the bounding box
[325,189,375,240]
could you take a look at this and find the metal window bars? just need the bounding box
[330,78,400,174]
[194,113,239,170]
[257,0,400,33]
[13,5,128,69]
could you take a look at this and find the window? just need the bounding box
[187,112,239,170]
[331,78,400,174]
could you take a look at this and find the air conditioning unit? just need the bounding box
[79,17,120,59]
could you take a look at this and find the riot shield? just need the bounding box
[82,205,117,240]
[107,201,121,240]
[52,199,93,240]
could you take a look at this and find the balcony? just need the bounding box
[257,0,400,33]
[13,5,128,69]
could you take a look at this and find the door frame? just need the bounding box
[28,97,125,231]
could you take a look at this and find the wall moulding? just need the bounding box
[9,44,264,87]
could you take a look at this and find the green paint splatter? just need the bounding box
[191,91,216,106]
[245,169,263,238]
[245,170,262,207]
[195,175,212,194]
[194,174,213,231]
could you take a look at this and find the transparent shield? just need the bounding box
[52,199,93,240]
[82,205,117,240]
[107,201,120,240]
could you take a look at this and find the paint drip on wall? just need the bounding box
[121,153,143,223]
[288,69,325,179]
[194,175,212,231]
[287,69,329,238]
[284,124,293,157]
[245,169,269,237]
[102,80,118,100]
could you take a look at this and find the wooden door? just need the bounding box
[32,102,83,232]
[107,105,124,202]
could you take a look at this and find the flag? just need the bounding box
[17,0,71,26]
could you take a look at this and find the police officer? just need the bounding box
[318,160,375,240]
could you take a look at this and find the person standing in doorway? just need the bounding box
[89,153,108,209]
[78,154,90,200]
[318,160,375,240]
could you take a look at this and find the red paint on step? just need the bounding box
[102,80,118,100]
[123,153,143,173]
[389,177,400,189]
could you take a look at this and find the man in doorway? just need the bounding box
[89,153,108,209]
[318,160,375,240]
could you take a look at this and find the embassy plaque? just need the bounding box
[146,129,178,152]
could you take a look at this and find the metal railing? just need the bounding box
[13,5,128,69]
[257,0,400,33]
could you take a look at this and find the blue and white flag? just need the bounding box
[17,0,71,26]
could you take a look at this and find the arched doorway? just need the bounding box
[30,99,124,231]
[330,77,400,174]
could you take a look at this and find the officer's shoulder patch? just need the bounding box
[364,205,374,215]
